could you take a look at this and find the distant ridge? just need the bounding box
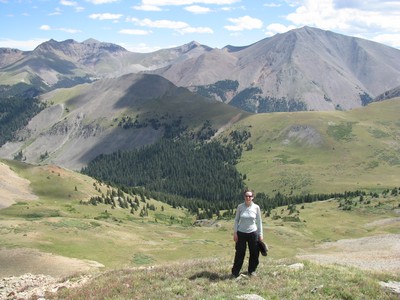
[1,26,400,111]
[154,26,400,111]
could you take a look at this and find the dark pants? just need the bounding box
[231,231,259,276]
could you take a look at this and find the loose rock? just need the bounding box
[0,273,92,300]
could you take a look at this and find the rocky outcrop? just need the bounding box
[0,273,92,300]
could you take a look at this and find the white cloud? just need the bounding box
[39,24,80,33]
[282,0,400,48]
[140,0,239,5]
[59,0,84,12]
[179,26,213,33]
[85,0,118,4]
[119,29,151,35]
[184,5,212,13]
[0,38,49,51]
[59,27,81,33]
[125,17,213,35]
[120,42,162,53]
[286,0,351,30]
[89,13,123,20]
[373,33,400,49]
[132,0,240,11]
[49,8,62,16]
[265,23,296,36]
[60,0,78,6]
[40,25,51,31]
[133,5,162,11]
[264,2,281,8]
[332,0,400,10]
[224,15,263,31]
[127,17,189,29]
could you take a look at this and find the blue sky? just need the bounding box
[1,0,400,52]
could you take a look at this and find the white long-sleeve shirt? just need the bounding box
[233,202,263,238]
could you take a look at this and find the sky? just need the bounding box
[1,0,400,53]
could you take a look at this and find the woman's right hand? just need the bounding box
[233,232,238,242]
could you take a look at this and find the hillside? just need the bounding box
[221,97,400,195]
[0,73,247,170]
[0,158,399,299]
[0,159,197,274]
[0,95,398,200]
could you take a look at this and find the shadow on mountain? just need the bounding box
[76,125,162,170]
[114,73,178,109]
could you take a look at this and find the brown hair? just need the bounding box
[243,188,255,197]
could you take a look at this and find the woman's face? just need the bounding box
[244,192,253,206]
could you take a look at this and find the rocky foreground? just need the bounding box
[1,262,400,300]
[1,273,92,300]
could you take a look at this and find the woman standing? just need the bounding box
[231,189,263,278]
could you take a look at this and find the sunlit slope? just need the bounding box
[0,158,398,282]
[229,98,400,195]
[0,159,213,269]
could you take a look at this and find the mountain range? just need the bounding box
[1,26,400,112]
[0,26,400,177]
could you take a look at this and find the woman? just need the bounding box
[231,189,263,278]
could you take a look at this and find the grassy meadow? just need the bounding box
[50,257,399,300]
[228,98,400,196]
[0,160,221,269]
[1,156,399,299]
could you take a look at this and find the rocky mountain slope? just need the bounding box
[0,73,246,170]
[375,85,400,101]
[1,27,400,112]
[156,26,400,111]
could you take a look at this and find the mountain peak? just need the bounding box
[177,40,212,52]
[31,38,127,57]
[82,38,101,45]
[33,38,78,52]
[187,41,203,48]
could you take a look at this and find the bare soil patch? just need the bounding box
[0,162,38,209]
[297,234,400,274]
[0,247,104,279]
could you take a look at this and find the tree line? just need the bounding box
[83,180,400,222]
